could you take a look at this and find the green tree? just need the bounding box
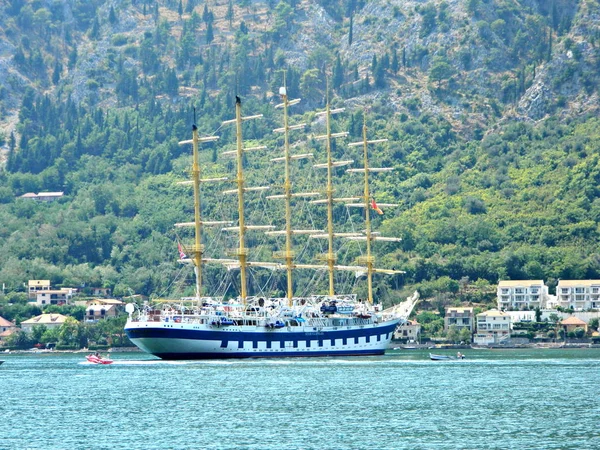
[446,324,460,343]
[429,56,455,88]
[332,54,344,90]
[206,21,214,44]
[274,1,294,37]
[459,327,472,344]
[299,68,322,102]
[31,324,48,345]
[109,6,117,24]
[225,0,234,28]
[58,317,88,349]
[6,330,33,349]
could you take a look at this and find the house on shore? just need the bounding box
[85,299,124,322]
[474,309,511,346]
[0,316,17,343]
[28,280,51,299]
[21,314,69,332]
[560,316,588,334]
[34,288,77,306]
[497,280,548,310]
[444,307,474,333]
[393,319,421,342]
[90,287,111,297]
[556,280,600,311]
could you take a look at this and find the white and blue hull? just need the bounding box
[125,319,399,359]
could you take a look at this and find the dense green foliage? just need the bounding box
[1,0,600,315]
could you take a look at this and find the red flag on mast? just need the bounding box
[178,242,188,259]
[371,198,384,215]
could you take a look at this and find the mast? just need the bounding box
[310,96,354,296]
[234,97,249,301]
[266,85,320,306]
[347,112,403,305]
[282,89,294,302]
[324,101,336,295]
[176,115,219,303]
[221,96,272,306]
[192,124,204,300]
[360,114,375,304]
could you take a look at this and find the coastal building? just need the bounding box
[28,280,51,299]
[444,307,474,332]
[497,280,548,310]
[473,309,511,346]
[85,299,124,322]
[21,314,69,332]
[90,287,111,297]
[19,192,64,202]
[0,316,17,343]
[560,316,587,334]
[393,319,421,342]
[506,310,536,323]
[35,288,77,306]
[556,280,600,311]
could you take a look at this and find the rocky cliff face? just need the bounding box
[0,0,599,162]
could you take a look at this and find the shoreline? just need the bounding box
[1,346,143,355]
[389,342,600,350]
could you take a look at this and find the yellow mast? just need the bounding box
[360,114,375,305]
[267,85,317,306]
[220,97,270,305]
[191,124,204,300]
[324,101,336,296]
[234,96,249,302]
[177,116,220,304]
[281,90,294,304]
[346,112,403,305]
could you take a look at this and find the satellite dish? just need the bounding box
[125,303,135,314]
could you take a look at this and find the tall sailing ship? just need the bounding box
[124,88,411,359]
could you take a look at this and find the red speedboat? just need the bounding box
[86,354,113,365]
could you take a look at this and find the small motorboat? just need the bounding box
[429,352,465,361]
[86,354,113,365]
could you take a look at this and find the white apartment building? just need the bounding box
[474,309,511,345]
[35,288,77,306]
[556,280,600,311]
[497,280,548,310]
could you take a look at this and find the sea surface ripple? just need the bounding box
[1,348,599,449]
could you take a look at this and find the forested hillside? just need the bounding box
[1,0,600,308]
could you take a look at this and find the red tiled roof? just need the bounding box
[0,316,15,327]
[560,316,587,326]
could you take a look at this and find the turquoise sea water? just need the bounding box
[1,348,599,450]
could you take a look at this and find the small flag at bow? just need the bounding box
[178,242,188,259]
[371,198,384,215]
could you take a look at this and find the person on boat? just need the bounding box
[457,351,464,359]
